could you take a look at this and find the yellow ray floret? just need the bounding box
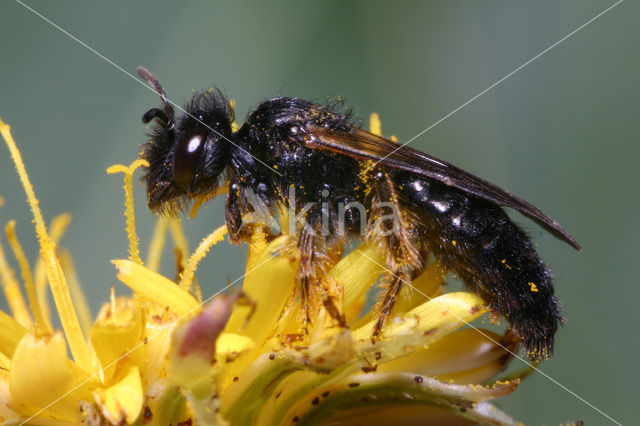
[1,118,96,374]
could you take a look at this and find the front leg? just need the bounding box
[225,178,280,244]
[294,209,347,332]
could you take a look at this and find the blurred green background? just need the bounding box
[1,1,638,424]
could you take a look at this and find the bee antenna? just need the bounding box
[137,66,175,124]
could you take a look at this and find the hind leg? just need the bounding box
[366,171,425,339]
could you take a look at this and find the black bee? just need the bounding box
[137,66,580,360]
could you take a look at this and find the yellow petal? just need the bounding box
[59,249,92,337]
[0,237,32,327]
[113,259,199,316]
[352,261,446,329]
[35,213,72,329]
[94,365,144,425]
[4,220,51,335]
[279,372,519,426]
[219,235,297,390]
[90,297,145,383]
[255,371,320,425]
[146,217,168,272]
[0,309,27,359]
[330,245,384,320]
[9,331,96,421]
[220,330,354,425]
[215,333,255,360]
[353,292,486,363]
[143,381,191,425]
[141,321,175,385]
[378,328,516,384]
[392,261,446,314]
[0,371,20,422]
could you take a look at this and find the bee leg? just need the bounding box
[226,178,281,244]
[300,276,312,332]
[296,226,317,333]
[323,296,347,328]
[371,274,404,342]
[295,213,347,333]
[366,171,425,341]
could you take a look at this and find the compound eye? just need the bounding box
[172,128,207,187]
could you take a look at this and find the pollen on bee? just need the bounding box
[528,282,539,292]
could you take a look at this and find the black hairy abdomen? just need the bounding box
[396,172,563,357]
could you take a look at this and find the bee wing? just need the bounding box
[305,126,581,250]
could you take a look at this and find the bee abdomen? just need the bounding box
[399,175,563,359]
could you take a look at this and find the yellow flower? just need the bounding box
[0,115,523,425]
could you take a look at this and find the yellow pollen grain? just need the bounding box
[528,282,539,292]
[4,220,51,334]
[189,195,208,219]
[229,99,240,132]
[107,159,149,265]
[1,117,96,373]
[369,112,382,136]
[451,240,457,246]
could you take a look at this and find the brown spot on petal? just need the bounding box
[322,391,329,398]
[275,390,282,399]
[348,382,360,388]
[311,397,319,405]
[292,416,299,423]
[470,305,481,314]
[414,376,423,383]
[177,420,193,426]
[233,376,239,382]
[374,351,382,360]
[360,363,377,373]
[423,328,437,336]
[143,407,153,422]
[269,353,275,360]
[284,333,304,347]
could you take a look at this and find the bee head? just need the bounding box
[137,67,233,214]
